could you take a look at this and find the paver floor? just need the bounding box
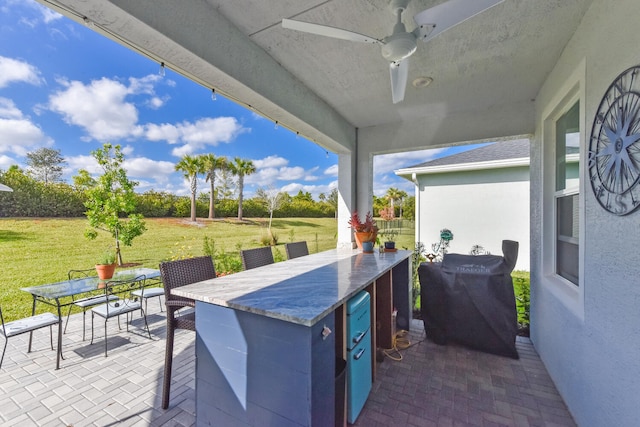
[0,299,575,426]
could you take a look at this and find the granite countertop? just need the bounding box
[172,248,411,326]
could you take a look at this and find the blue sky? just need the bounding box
[0,0,479,200]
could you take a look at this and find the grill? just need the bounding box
[346,290,371,424]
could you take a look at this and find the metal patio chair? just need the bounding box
[285,241,309,259]
[90,275,151,357]
[63,268,119,340]
[131,277,164,314]
[0,306,59,369]
[159,256,216,409]
[240,246,274,270]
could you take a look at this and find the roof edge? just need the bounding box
[395,156,530,177]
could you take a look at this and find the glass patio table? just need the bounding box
[21,267,160,369]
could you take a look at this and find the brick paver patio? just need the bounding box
[0,299,575,426]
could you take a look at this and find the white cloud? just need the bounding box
[324,164,338,176]
[373,148,448,175]
[145,123,181,144]
[121,145,135,156]
[279,166,305,180]
[147,96,165,109]
[66,154,100,175]
[49,77,141,141]
[149,117,247,156]
[66,153,175,185]
[0,154,17,169]
[0,98,23,119]
[0,116,52,156]
[253,155,288,169]
[124,157,175,182]
[0,56,44,88]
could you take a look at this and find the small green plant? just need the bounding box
[411,242,427,311]
[97,250,116,265]
[381,229,398,242]
[288,228,295,243]
[512,271,530,332]
[273,247,285,262]
[260,234,272,246]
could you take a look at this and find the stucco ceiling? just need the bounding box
[209,0,592,127]
[38,0,593,152]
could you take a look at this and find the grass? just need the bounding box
[0,217,337,321]
[0,217,417,321]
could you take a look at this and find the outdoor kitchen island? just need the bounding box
[172,248,412,427]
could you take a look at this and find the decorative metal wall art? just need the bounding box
[589,65,640,215]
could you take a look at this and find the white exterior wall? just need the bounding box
[417,166,530,270]
[531,0,640,425]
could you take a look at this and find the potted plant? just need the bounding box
[381,229,398,251]
[95,250,117,280]
[348,211,378,250]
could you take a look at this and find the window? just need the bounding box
[554,101,580,285]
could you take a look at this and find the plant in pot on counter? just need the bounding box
[95,250,117,280]
[381,229,398,251]
[348,211,378,251]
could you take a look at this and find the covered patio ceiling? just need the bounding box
[37,0,593,154]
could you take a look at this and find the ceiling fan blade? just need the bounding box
[390,59,409,104]
[282,19,382,45]
[414,0,504,42]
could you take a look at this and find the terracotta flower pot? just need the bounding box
[95,264,116,280]
[353,231,373,250]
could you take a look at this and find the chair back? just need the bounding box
[68,268,97,280]
[240,247,274,270]
[285,241,309,259]
[102,275,146,317]
[159,256,217,303]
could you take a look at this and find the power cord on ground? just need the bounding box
[382,329,411,361]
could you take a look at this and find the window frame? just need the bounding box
[540,61,585,319]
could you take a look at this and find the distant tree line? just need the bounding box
[0,147,414,220]
[0,165,338,219]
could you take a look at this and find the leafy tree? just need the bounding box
[26,147,66,184]
[216,167,236,201]
[229,157,256,220]
[72,169,97,191]
[256,186,285,235]
[327,188,338,219]
[82,143,146,266]
[293,190,314,203]
[200,153,227,219]
[175,154,204,222]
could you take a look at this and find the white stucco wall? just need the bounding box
[417,166,530,271]
[531,0,640,425]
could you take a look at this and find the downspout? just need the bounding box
[412,172,420,246]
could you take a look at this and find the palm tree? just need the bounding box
[175,155,203,222]
[396,189,408,218]
[200,154,228,219]
[385,187,402,214]
[229,157,256,221]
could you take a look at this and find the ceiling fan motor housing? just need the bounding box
[382,31,417,62]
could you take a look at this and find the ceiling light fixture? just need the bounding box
[274,121,279,130]
[211,88,217,101]
[159,62,165,77]
[412,76,433,88]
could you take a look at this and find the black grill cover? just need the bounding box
[419,240,519,358]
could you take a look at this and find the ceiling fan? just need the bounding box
[282,0,504,104]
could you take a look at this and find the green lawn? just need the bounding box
[0,217,416,321]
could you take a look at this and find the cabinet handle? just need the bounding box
[352,331,365,345]
[354,347,366,360]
